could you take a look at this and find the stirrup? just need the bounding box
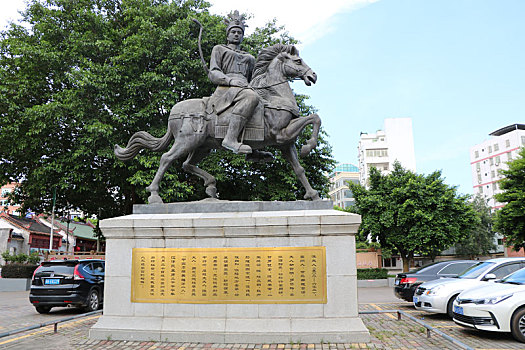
[222,140,252,154]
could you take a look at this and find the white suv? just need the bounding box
[414,258,525,317]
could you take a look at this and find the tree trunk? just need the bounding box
[402,257,411,272]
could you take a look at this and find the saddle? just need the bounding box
[168,98,265,141]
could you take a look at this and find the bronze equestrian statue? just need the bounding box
[114,11,322,204]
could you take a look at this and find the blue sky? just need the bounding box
[2,0,524,196]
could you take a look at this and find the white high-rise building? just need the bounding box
[470,123,525,209]
[358,118,416,187]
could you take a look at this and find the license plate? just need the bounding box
[44,278,60,285]
[454,305,463,315]
[395,279,400,285]
[413,296,419,304]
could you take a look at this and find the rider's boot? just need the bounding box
[221,114,252,154]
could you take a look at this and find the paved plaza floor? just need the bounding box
[0,288,523,349]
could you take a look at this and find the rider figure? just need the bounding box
[208,11,258,154]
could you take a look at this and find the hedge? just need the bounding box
[1,264,38,278]
[357,268,389,280]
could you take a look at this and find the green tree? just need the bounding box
[348,162,478,272]
[455,195,496,259]
[494,147,525,248]
[0,0,334,219]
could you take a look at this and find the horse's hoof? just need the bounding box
[148,194,163,204]
[205,186,217,198]
[304,191,320,201]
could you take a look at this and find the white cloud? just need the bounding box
[209,0,379,46]
[1,0,378,46]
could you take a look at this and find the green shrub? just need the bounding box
[13,253,28,264]
[1,251,15,263]
[27,252,41,264]
[357,268,389,280]
[1,263,38,278]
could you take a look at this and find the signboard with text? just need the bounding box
[131,247,327,304]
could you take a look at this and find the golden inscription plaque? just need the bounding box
[131,247,327,304]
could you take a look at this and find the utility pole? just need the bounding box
[48,187,56,251]
[66,209,70,252]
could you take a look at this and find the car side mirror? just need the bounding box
[484,273,497,281]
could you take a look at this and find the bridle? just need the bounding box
[249,59,312,90]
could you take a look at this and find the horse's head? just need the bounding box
[252,44,317,87]
[278,48,317,86]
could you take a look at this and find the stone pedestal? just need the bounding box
[90,201,369,343]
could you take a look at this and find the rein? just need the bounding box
[249,61,309,90]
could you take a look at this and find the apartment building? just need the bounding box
[358,118,416,187]
[470,123,525,209]
[328,163,359,209]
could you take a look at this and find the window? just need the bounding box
[492,183,498,191]
[507,152,512,161]
[491,170,495,178]
[488,145,493,153]
[494,143,499,152]
[476,163,480,172]
[522,136,525,145]
[489,158,494,165]
[477,174,482,183]
[475,150,479,158]
[495,156,500,165]
[478,187,483,194]
[489,263,523,279]
[365,149,388,157]
[506,139,510,148]
[438,263,474,275]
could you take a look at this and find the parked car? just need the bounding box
[394,260,477,302]
[414,258,525,317]
[453,267,525,342]
[29,259,105,314]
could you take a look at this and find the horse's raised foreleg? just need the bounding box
[146,139,188,204]
[276,113,321,157]
[280,143,320,201]
[182,148,217,199]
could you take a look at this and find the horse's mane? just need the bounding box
[252,44,299,79]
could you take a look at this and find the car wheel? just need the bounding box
[511,307,525,343]
[35,306,51,314]
[84,289,100,312]
[447,294,459,318]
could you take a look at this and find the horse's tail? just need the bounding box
[114,123,174,161]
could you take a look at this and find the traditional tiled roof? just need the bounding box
[55,219,97,241]
[0,213,58,236]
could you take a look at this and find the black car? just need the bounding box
[29,259,105,314]
[394,260,477,302]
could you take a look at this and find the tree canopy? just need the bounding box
[0,0,334,219]
[454,195,496,259]
[348,162,478,272]
[494,147,525,248]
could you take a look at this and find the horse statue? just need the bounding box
[114,44,321,204]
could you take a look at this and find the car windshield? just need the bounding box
[500,267,525,285]
[458,261,496,279]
